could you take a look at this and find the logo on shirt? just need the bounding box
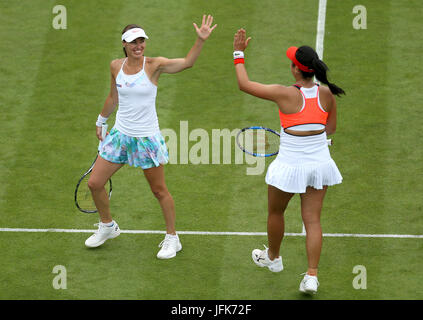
[125,82,136,88]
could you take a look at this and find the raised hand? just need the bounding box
[233,28,251,51]
[193,14,217,41]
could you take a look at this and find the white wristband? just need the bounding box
[96,114,108,127]
[233,51,244,59]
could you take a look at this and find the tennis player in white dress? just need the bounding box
[233,29,344,294]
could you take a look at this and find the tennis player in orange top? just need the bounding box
[233,29,344,295]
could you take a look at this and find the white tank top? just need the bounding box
[114,57,160,137]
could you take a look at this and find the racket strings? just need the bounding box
[76,179,97,212]
[75,154,112,214]
[239,129,280,156]
[75,175,111,213]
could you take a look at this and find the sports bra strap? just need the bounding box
[142,56,146,71]
[292,83,320,90]
[120,58,127,72]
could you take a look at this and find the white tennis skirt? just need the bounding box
[265,129,342,193]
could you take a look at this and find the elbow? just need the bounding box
[238,81,249,92]
[326,126,336,136]
[184,58,194,69]
[185,63,194,70]
[108,95,118,107]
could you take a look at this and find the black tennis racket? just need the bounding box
[236,126,332,157]
[74,124,112,213]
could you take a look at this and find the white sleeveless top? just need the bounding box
[114,57,160,137]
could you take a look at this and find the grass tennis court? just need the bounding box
[0,0,422,301]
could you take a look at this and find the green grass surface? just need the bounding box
[1,233,420,300]
[0,0,422,300]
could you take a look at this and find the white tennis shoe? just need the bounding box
[157,234,182,259]
[299,273,319,294]
[85,221,120,248]
[251,245,283,272]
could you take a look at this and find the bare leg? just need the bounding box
[267,185,294,260]
[87,156,124,223]
[300,186,327,276]
[143,165,176,235]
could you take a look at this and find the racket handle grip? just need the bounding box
[101,124,108,140]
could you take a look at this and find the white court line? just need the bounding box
[315,0,327,60]
[0,228,422,239]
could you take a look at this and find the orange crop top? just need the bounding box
[279,84,328,129]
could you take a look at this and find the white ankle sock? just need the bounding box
[101,221,114,227]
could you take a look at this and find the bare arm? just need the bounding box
[157,15,217,74]
[96,61,119,140]
[235,63,286,101]
[155,39,204,74]
[326,96,337,135]
[233,29,287,102]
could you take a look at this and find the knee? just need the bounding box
[302,214,321,227]
[268,208,286,216]
[151,185,170,200]
[268,204,288,215]
[87,177,104,191]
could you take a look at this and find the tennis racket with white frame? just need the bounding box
[236,126,332,157]
[74,124,112,213]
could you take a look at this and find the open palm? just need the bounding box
[233,28,251,51]
[193,15,217,41]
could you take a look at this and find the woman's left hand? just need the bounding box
[233,28,251,51]
[193,14,217,41]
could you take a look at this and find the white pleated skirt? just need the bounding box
[265,129,342,193]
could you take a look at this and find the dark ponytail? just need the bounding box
[121,24,143,57]
[297,46,345,97]
[310,57,345,96]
